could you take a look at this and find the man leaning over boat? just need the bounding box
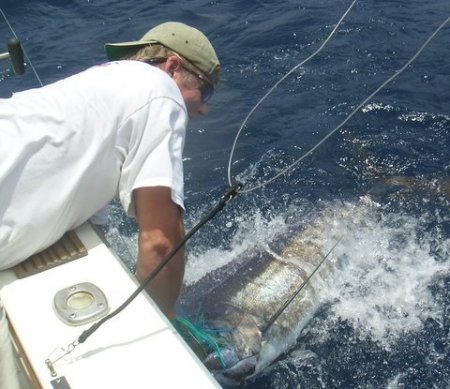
[0,21,221,318]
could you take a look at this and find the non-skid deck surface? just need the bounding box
[13,231,87,278]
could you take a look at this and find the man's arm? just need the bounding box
[134,186,185,317]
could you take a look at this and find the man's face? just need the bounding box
[160,56,214,120]
[174,70,209,120]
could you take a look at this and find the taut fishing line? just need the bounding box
[227,0,357,189]
[225,10,450,331]
[227,10,450,194]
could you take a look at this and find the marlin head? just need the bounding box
[202,310,262,384]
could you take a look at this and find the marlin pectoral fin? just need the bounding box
[222,355,257,377]
[214,355,258,386]
[204,347,240,371]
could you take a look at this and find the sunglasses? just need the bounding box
[146,57,214,103]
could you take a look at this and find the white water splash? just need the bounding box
[185,209,290,284]
[106,187,448,351]
[316,202,449,346]
[186,199,449,353]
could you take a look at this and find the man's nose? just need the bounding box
[198,103,208,117]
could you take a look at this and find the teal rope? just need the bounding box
[172,315,227,368]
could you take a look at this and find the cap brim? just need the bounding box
[105,40,158,61]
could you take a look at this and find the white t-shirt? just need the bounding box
[0,61,187,269]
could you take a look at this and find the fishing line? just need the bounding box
[227,0,357,189]
[227,10,449,334]
[228,13,450,194]
[0,7,43,87]
[261,235,343,335]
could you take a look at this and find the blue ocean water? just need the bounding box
[1,1,449,388]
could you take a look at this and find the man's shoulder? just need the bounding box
[85,61,180,99]
[84,61,166,82]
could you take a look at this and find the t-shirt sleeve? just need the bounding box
[118,96,187,217]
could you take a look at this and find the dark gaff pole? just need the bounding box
[0,37,25,75]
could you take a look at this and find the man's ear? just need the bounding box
[163,56,183,77]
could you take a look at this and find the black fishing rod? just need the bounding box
[1,7,44,86]
[0,37,25,75]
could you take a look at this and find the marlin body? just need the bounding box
[179,206,341,385]
[179,176,450,385]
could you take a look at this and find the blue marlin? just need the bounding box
[178,206,341,385]
[177,176,450,385]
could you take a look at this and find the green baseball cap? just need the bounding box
[105,21,220,88]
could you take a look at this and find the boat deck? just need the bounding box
[0,223,220,389]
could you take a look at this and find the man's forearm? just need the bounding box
[136,233,185,316]
[134,186,186,317]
